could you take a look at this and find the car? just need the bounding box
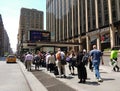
[6,55,16,63]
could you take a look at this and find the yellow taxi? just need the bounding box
[6,55,16,63]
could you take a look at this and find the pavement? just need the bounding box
[18,56,120,91]
[18,60,48,91]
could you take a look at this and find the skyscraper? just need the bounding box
[46,0,120,52]
[0,14,12,56]
[18,8,44,53]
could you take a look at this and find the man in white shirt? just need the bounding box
[25,52,33,71]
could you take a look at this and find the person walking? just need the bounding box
[90,45,104,82]
[25,52,33,71]
[76,51,87,83]
[110,47,119,72]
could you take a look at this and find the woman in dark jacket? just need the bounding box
[77,51,87,83]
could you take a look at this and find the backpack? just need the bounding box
[61,56,67,65]
[82,54,89,65]
[56,52,61,60]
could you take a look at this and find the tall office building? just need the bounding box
[46,0,120,51]
[18,8,44,43]
[0,14,12,56]
[17,8,44,53]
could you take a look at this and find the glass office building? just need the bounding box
[46,0,120,52]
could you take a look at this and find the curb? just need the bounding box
[18,60,48,91]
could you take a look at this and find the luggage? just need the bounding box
[54,66,59,75]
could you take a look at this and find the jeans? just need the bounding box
[92,61,101,79]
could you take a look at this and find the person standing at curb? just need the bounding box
[25,52,33,71]
[90,45,104,82]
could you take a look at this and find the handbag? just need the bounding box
[61,59,67,65]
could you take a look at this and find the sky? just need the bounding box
[0,0,46,52]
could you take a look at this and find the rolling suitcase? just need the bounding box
[54,66,59,75]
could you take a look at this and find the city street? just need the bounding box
[0,59,31,91]
[0,1,120,91]
[0,56,120,91]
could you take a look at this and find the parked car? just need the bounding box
[6,55,16,63]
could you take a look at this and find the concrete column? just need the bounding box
[62,0,65,40]
[85,0,90,52]
[78,0,80,35]
[95,0,101,50]
[97,34,101,50]
[86,36,90,52]
[78,36,82,51]
[110,25,115,48]
[77,0,82,51]
[116,0,120,20]
[71,0,74,37]
[108,0,112,24]
[95,0,98,28]
[56,1,58,41]
[72,38,75,51]
[108,0,115,48]
[66,0,69,39]
[59,0,61,41]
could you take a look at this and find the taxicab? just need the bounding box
[6,55,16,63]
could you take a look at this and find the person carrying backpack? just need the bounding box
[34,54,41,70]
[56,48,66,78]
[83,49,93,72]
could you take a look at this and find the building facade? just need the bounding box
[17,8,44,54]
[0,14,12,56]
[46,0,120,52]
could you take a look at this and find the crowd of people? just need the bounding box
[20,44,120,83]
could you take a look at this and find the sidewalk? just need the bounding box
[31,63,120,91]
[18,61,48,91]
[18,57,120,91]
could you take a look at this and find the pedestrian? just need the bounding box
[45,52,51,71]
[76,51,87,83]
[82,49,89,65]
[33,53,41,70]
[48,52,56,72]
[69,50,76,75]
[90,45,104,82]
[110,47,119,72]
[56,48,66,78]
[83,49,93,71]
[25,52,33,71]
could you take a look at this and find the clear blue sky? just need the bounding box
[0,0,46,52]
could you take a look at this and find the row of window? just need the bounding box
[46,0,120,42]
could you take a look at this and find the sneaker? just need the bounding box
[97,78,103,82]
[63,75,67,78]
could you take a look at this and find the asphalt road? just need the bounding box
[0,59,31,91]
